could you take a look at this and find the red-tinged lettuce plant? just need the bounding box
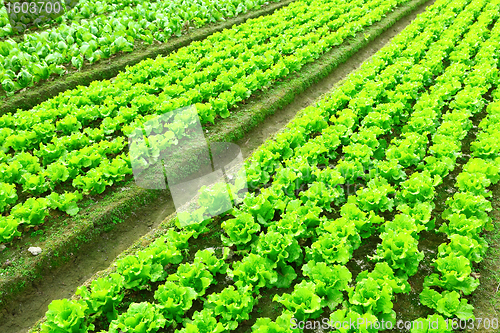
[206,285,255,330]
[302,261,352,310]
[154,281,197,324]
[168,262,214,296]
[442,192,492,227]
[228,253,278,290]
[221,211,261,248]
[273,281,322,321]
[351,176,395,213]
[437,234,487,264]
[0,215,21,243]
[424,254,480,295]
[371,230,424,277]
[177,309,226,333]
[420,287,474,320]
[410,314,453,333]
[76,273,125,323]
[0,182,17,212]
[108,302,166,333]
[328,308,380,333]
[11,197,49,226]
[41,299,93,333]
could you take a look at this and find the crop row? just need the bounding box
[0,0,413,243]
[0,0,282,94]
[0,0,160,37]
[31,0,500,331]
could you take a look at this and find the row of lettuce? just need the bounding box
[0,0,165,38]
[0,0,413,243]
[34,0,500,331]
[0,0,284,95]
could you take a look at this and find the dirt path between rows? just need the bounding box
[0,1,433,332]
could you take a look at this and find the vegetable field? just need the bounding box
[1,0,499,332]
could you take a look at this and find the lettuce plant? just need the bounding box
[396,171,439,206]
[0,182,18,212]
[372,230,424,277]
[154,281,198,324]
[115,251,164,290]
[41,299,93,333]
[371,159,407,183]
[299,181,343,212]
[437,234,487,264]
[302,261,352,310]
[420,287,474,320]
[76,273,124,322]
[363,261,410,291]
[108,302,166,333]
[383,214,425,239]
[442,192,492,226]
[273,281,322,321]
[252,310,301,332]
[307,232,353,265]
[228,253,278,290]
[221,211,261,248]
[168,262,214,296]
[398,201,434,230]
[320,217,361,251]
[0,215,21,243]
[424,254,480,295]
[348,277,395,321]
[46,191,83,216]
[251,230,302,268]
[339,202,384,239]
[177,309,226,333]
[197,182,234,217]
[410,315,453,333]
[351,176,395,213]
[206,285,255,329]
[11,197,49,226]
[193,248,228,275]
[329,308,380,333]
[438,213,486,239]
